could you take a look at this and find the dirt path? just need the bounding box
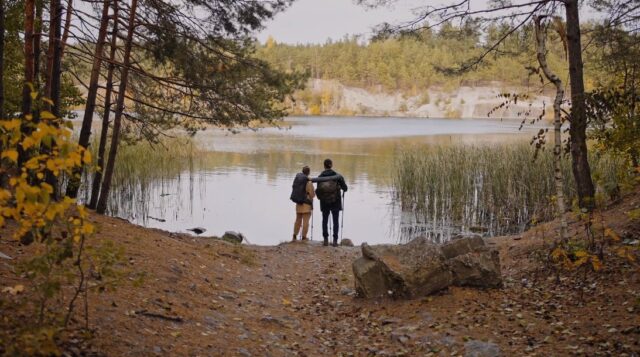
[1,191,640,356]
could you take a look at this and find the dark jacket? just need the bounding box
[316,169,348,212]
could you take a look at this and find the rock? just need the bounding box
[353,236,502,299]
[353,239,450,298]
[238,348,251,357]
[441,235,484,259]
[464,340,501,357]
[340,287,355,296]
[222,231,244,244]
[340,238,354,247]
[0,251,12,260]
[187,227,207,235]
[448,249,502,288]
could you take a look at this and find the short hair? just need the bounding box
[302,166,310,175]
[323,158,333,169]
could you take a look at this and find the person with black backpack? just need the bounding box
[290,166,315,242]
[315,159,348,247]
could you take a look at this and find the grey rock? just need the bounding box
[464,340,501,357]
[187,227,206,235]
[353,238,450,298]
[340,287,355,296]
[353,237,502,299]
[448,249,502,288]
[340,238,354,247]
[222,231,244,244]
[441,235,484,259]
[238,348,251,357]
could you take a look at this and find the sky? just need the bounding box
[256,0,424,44]
[256,0,603,45]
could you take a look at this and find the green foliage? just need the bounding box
[586,27,640,168]
[256,24,569,93]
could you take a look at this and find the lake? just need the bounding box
[102,116,541,245]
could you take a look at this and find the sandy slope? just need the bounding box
[1,189,639,356]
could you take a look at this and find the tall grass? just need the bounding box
[393,143,632,240]
[81,137,200,217]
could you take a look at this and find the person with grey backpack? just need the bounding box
[314,159,348,247]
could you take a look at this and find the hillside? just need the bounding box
[289,79,552,119]
[1,189,639,356]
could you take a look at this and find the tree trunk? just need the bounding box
[33,0,42,92]
[22,0,35,117]
[96,0,137,214]
[42,0,63,197]
[565,0,595,210]
[0,0,5,120]
[535,16,567,241]
[19,0,35,166]
[50,0,63,116]
[65,0,112,198]
[60,0,73,55]
[89,0,118,209]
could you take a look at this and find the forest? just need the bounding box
[0,0,639,355]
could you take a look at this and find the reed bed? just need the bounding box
[81,137,200,216]
[392,143,631,239]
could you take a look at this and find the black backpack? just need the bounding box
[316,180,338,203]
[290,173,310,204]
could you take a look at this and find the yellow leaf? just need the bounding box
[604,228,620,242]
[40,111,56,120]
[574,250,589,258]
[2,284,25,295]
[281,298,292,306]
[82,150,92,164]
[1,119,21,130]
[22,136,37,150]
[2,150,18,163]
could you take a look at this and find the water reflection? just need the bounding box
[106,116,540,245]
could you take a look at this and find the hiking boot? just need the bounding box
[292,234,297,242]
[323,237,329,246]
[302,237,309,241]
[332,239,339,247]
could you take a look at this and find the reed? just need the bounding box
[82,137,200,216]
[392,143,632,240]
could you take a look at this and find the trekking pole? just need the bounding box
[341,192,345,242]
[311,211,314,241]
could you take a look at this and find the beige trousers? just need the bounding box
[293,212,311,238]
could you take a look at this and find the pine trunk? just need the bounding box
[21,0,35,117]
[61,0,73,55]
[19,0,35,166]
[65,0,112,198]
[565,0,595,210]
[0,0,5,120]
[535,16,567,241]
[96,0,138,214]
[89,0,118,209]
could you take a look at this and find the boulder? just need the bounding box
[222,231,244,244]
[353,238,452,298]
[352,236,502,299]
[340,238,354,247]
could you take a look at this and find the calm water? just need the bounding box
[106,116,539,245]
